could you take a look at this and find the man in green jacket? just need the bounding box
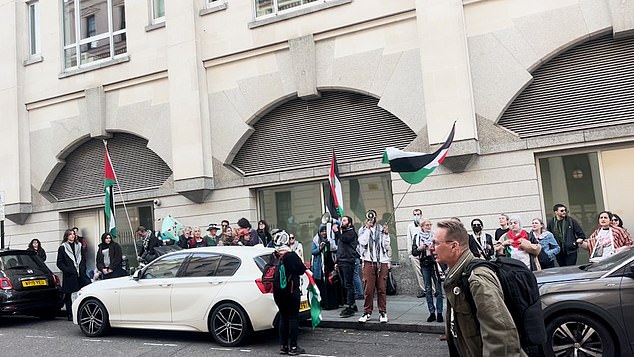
[434,220,526,357]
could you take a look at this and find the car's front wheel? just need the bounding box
[209,302,251,347]
[546,313,615,357]
[78,299,110,337]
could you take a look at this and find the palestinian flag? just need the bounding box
[327,150,344,219]
[382,122,455,184]
[104,141,117,238]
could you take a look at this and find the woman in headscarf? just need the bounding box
[495,216,542,271]
[56,229,89,321]
[96,232,126,279]
[27,238,46,262]
[578,211,633,263]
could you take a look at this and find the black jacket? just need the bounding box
[547,216,585,255]
[468,233,494,260]
[27,247,46,262]
[334,226,359,264]
[56,242,88,293]
[96,241,123,270]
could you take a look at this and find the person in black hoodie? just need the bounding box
[27,238,47,262]
[96,232,126,279]
[333,215,359,318]
[57,229,89,321]
[468,218,494,260]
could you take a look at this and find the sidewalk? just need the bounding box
[308,295,446,334]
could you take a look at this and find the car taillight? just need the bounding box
[255,278,271,294]
[53,274,61,287]
[0,278,13,290]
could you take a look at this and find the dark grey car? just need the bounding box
[536,246,634,357]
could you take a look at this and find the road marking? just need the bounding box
[26,335,56,339]
[302,354,337,357]
[210,347,232,351]
[82,339,112,342]
[143,343,178,347]
[239,349,251,352]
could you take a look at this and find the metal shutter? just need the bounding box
[232,91,416,175]
[498,35,634,138]
[49,133,172,200]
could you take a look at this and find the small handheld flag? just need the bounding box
[382,122,455,184]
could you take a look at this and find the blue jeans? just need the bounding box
[421,263,443,315]
[353,259,363,299]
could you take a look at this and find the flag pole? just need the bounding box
[103,140,140,261]
[383,183,413,227]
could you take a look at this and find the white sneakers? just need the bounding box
[358,312,388,323]
[358,313,371,323]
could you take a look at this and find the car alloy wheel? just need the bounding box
[78,299,110,337]
[210,302,250,347]
[547,313,615,357]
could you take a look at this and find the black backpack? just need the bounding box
[460,257,547,350]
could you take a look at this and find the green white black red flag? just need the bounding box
[382,122,455,184]
[104,141,117,238]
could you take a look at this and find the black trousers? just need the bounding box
[555,250,577,267]
[339,262,355,307]
[274,290,301,348]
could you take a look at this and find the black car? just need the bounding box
[0,249,64,319]
[536,246,634,357]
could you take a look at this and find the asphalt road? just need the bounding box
[0,315,448,357]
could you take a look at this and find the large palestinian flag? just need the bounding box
[104,141,117,238]
[382,122,455,184]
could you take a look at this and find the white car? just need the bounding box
[72,246,310,346]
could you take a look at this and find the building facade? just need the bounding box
[1,0,633,291]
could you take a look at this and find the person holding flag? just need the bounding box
[104,141,117,238]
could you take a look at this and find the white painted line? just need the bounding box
[26,335,56,339]
[239,349,251,352]
[142,343,178,347]
[209,347,232,351]
[82,339,111,342]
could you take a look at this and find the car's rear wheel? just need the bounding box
[78,299,110,337]
[209,302,251,347]
[546,313,615,357]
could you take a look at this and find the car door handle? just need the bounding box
[159,283,172,287]
[209,281,224,285]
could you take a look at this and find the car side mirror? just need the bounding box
[132,269,141,281]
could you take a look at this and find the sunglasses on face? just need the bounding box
[612,219,619,222]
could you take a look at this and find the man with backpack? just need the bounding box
[434,219,527,357]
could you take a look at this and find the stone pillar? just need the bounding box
[165,1,214,203]
[0,1,32,224]
[415,0,478,168]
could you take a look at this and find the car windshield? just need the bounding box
[583,246,634,272]
[254,254,272,273]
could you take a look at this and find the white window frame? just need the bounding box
[150,0,165,24]
[254,0,325,19]
[61,0,127,70]
[27,0,41,57]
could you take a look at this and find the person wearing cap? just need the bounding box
[204,224,220,246]
[273,231,308,356]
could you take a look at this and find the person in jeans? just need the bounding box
[407,208,426,297]
[412,218,443,323]
[333,216,359,318]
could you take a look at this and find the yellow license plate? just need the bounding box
[299,300,310,312]
[22,279,47,287]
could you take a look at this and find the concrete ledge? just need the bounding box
[305,319,445,334]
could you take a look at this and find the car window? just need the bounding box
[142,253,187,279]
[254,254,271,273]
[215,256,241,277]
[181,254,222,277]
[0,254,42,270]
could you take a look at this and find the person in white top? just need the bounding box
[289,233,304,262]
[357,210,391,324]
[407,208,425,298]
[578,211,633,263]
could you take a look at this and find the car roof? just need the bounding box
[163,246,275,259]
[0,249,36,256]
